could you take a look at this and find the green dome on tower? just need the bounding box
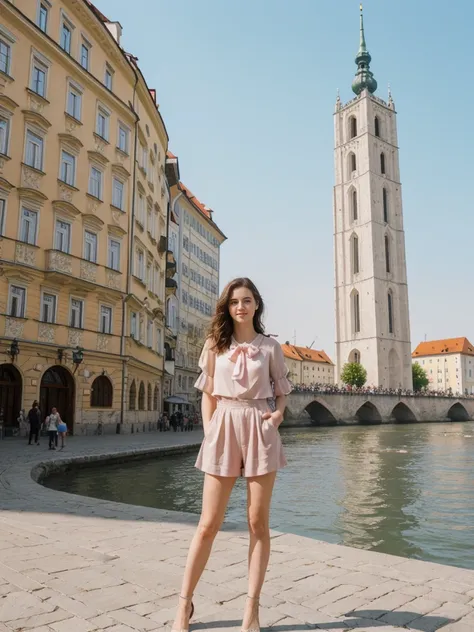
[352,5,377,95]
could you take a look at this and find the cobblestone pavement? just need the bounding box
[1,433,474,631]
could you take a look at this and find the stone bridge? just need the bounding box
[285,392,474,425]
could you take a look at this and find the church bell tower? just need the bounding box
[333,6,412,389]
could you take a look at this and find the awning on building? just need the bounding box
[165,395,189,404]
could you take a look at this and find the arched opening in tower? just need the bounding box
[306,401,337,426]
[391,402,417,424]
[355,402,382,424]
[447,403,470,422]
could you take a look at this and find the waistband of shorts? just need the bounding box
[216,398,268,409]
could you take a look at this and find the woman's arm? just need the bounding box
[262,395,286,428]
[201,392,217,436]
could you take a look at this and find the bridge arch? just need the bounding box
[305,399,338,426]
[446,402,470,422]
[355,401,382,424]
[391,402,417,423]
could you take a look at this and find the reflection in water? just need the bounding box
[45,421,474,570]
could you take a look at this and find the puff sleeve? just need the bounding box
[194,338,216,395]
[269,341,292,396]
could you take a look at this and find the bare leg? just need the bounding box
[242,471,277,631]
[171,473,237,631]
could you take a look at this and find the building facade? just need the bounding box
[168,182,225,412]
[281,344,335,386]
[412,338,474,395]
[0,0,169,436]
[333,7,412,390]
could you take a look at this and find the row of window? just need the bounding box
[181,263,218,295]
[348,114,384,141]
[0,2,115,91]
[181,291,213,316]
[183,209,220,248]
[182,236,218,271]
[351,234,392,276]
[347,151,388,179]
[177,374,195,392]
[129,311,163,353]
[4,203,122,271]
[7,284,164,350]
[352,290,394,335]
[350,186,390,224]
[8,285,114,333]
[134,248,161,295]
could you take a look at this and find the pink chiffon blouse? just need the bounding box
[194,334,292,400]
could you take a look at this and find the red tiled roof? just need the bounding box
[281,344,334,365]
[412,337,474,358]
[178,182,212,220]
[167,150,177,160]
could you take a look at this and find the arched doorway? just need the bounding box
[0,364,23,436]
[40,366,75,434]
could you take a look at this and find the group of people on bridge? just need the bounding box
[291,383,474,399]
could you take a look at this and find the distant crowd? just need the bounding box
[291,382,474,399]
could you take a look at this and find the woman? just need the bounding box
[171,278,291,632]
[45,407,61,450]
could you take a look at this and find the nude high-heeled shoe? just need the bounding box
[241,595,260,632]
[171,594,194,632]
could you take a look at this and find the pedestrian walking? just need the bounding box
[171,277,291,632]
[27,401,41,445]
[45,407,61,450]
[57,418,67,450]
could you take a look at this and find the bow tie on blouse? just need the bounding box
[228,343,259,389]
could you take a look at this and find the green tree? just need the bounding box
[340,362,367,388]
[412,362,429,392]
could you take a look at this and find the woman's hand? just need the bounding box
[262,409,283,429]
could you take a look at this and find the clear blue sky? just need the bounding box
[96,0,474,358]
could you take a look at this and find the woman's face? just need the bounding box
[228,286,258,326]
[52,407,57,414]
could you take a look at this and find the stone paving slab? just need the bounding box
[1,433,474,631]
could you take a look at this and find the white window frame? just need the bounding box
[130,311,137,338]
[112,177,125,211]
[60,13,74,54]
[66,81,82,121]
[84,230,97,263]
[41,291,57,324]
[0,197,6,235]
[155,326,162,354]
[79,37,91,71]
[0,36,12,77]
[105,64,114,91]
[0,115,10,156]
[136,249,144,281]
[108,237,121,271]
[96,104,110,141]
[37,0,51,33]
[70,297,84,329]
[99,305,112,335]
[8,285,26,318]
[88,164,103,200]
[147,319,153,348]
[60,149,76,186]
[25,129,44,171]
[137,193,145,225]
[117,122,129,154]
[154,263,159,295]
[19,207,38,245]
[54,218,71,254]
[30,56,48,98]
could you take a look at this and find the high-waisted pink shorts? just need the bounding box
[195,399,287,478]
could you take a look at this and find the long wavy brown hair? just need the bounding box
[208,277,265,354]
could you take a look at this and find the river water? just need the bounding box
[45,421,474,570]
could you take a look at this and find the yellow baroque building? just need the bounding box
[0,0,171,435]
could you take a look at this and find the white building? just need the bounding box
[412,337,474,395]
[333,7,412,389]
[281,344,335,386]
[170,181,226,411]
